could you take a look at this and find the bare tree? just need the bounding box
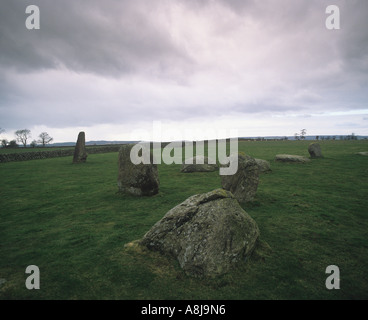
[15,129,31,147]
[0,128,5,147]
[300,129,307,140]
[38,132,53,147]
[1,139,8,148]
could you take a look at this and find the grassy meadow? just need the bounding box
[0,140,367,300]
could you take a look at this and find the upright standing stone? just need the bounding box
[73,131,87,163]
[221,152,259,203]
[117,144,159,196]
[308,143,323,158]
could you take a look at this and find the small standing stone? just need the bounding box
[73,131,88,163]
[308,143,323,158]
[117,144,159,196]
[221,152,259,203]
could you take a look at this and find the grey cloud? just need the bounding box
[337,1,368,75]
[0,1,57,71]
[1,0,368,137]
[0,0,194,78]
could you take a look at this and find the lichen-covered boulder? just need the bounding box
[255,158,272,173]
[221,153,259,203]
[308,143,323,158]
[181,155,218,173]
[140,189,260,277]
[275,154,311,163]
[117,144,159,196]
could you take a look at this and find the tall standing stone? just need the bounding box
[117,144,159,196]
[221,152,259,203]
[73,131,87,163]
[308,143,323,158]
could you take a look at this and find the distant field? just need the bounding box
[0,140,367,299]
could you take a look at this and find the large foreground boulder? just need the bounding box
[73,131,87,163]
[117,144,159,196]
[181,155,218,173]
[221,153,259,203]
[275,154,311,163]
[308,143,323,158]
[140,189,260,277]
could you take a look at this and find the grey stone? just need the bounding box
[181,155,218,173]
[308,143,323,158]
[275,154,311,163]
[255,158,272,173]
[117,144,159,196]
[140,189,260,277]
[221,152,259,203]
[73,131,87,163]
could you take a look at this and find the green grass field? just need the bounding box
[0,140,367,300]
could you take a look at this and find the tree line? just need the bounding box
[0,128,53,148]
[316,134,358,141]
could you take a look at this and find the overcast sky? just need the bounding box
[0,0,367,142]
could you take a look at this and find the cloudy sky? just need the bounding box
[0,0,367,143]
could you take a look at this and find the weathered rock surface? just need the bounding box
[73,131,88,163]
[221,153,259,203]
[275,154,311,163]
[0,278,6,288]
[140,189,260,277]
[117,144,159,196]
[255,158,272,173]
[308,143,323,158]
[181,155,218,173]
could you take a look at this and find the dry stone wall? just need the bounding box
[0,145,122,163]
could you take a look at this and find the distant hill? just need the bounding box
[48,135,367,147]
